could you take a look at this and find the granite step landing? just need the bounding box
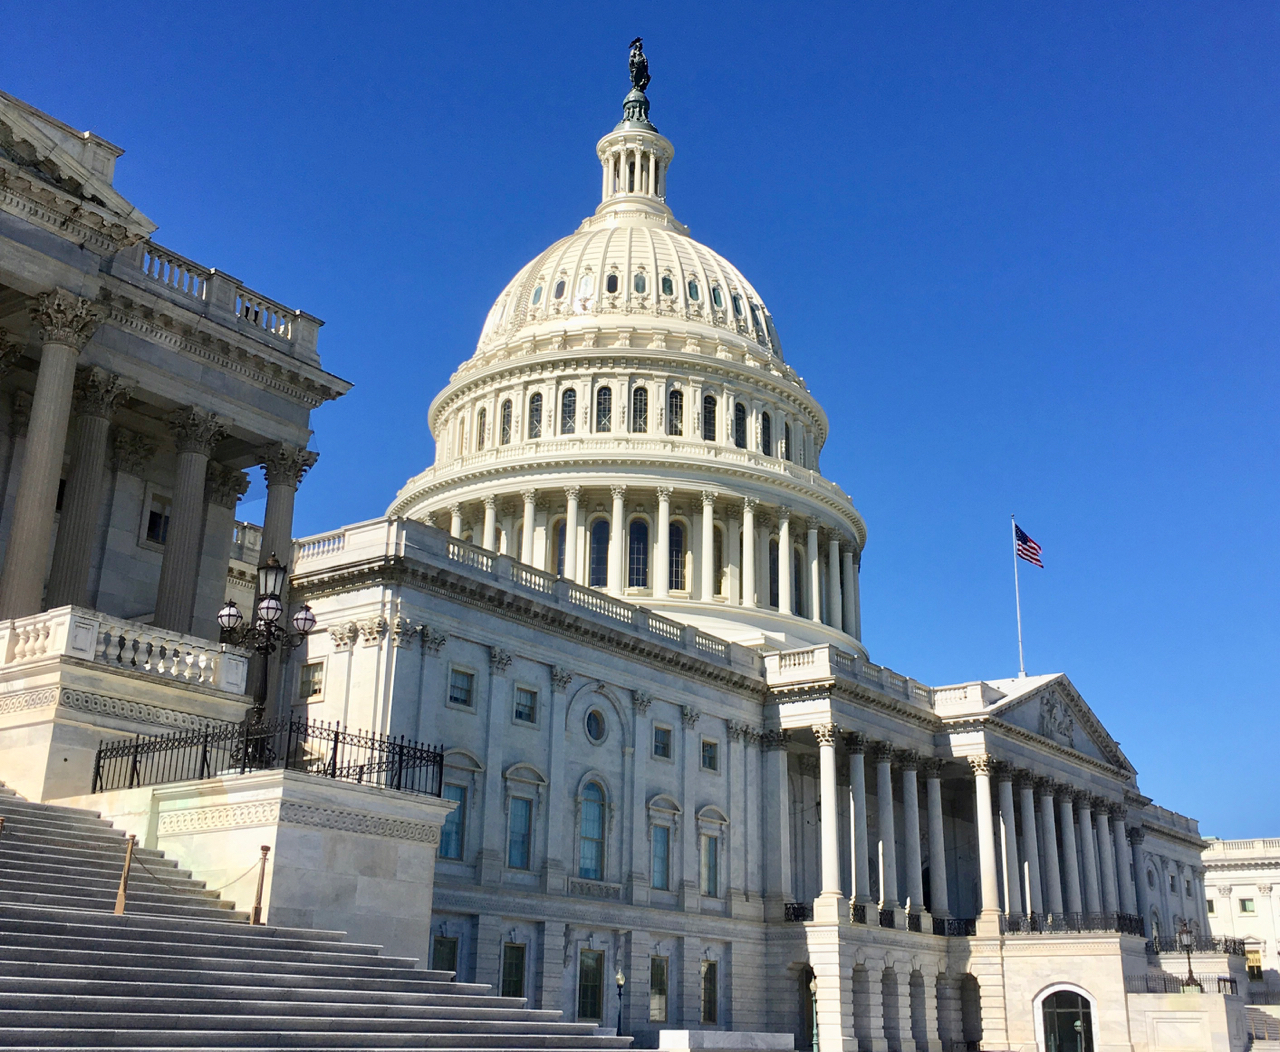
[0,873,232,909]
[0,903,347,943]
[0,885,247,921]
[0,852,200,886]
[0,1030,631,1049]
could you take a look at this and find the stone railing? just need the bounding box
[0,606,249,695]
[764,645,933,710]
[139,243,209,301]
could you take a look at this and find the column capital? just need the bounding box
[761,729,791,751]
[520,487,537,505]
[966,755,994,777]
[727,719,750,742]
[610,484,627,501]
[813,723,838,747]
[656,485,672,502]
[896,749,920,772]
[32,288,104,350]
[489,646,513,673]
[1072,789,1093,809]
[447,501,462,515]
[1127,826,1146,846]
[843,731,866,754]
[564,484,581,500]
[1034,776,1057,796]
[482,495,497,510]
[777,504,791,523]
[870,740,896,764]
[0,330,26,375]
[169,407,227,457]
[700,489,717,507]
[742,495,758,513]
[1108,802,1127,821]
[1014,770,1037,792]
[261,442,318,488]
[680,704,701,727]
[73,366,132,418]
[112,427,157,476]
[993,761,1016,783]
[921,757,945,779]
[205,462,250,510]
[551,666,574,692]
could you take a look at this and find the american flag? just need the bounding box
[1015,524,1044,568]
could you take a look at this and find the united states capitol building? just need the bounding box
[0,49,1266,1052]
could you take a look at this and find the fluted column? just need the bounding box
[847,735,872,904]
[154,408,227,632]
[997,768,1023,916]
[900,754,925,913]
[842,547,857,638]
[806,523,821,622]
[482,495,497,551]
[1130,827,1150,926]
[969,757,1001,922]
[519,489,536,565]
[699,491,715,599]
[562,487,580,582]
[762,731,794,913]
[777,507,792,615]
[448,503,462,539]
[654,486,671,598]
[1077,792,1102,915]
[874,743,899,908]
[1114,808,1138,915]
[1038,780,1065,915]
[826,533,843,631]
[46,368,131,608]
[1059,790,1083,915]
[924,759,949,918]
[0,290,102,618]
[741,496,757,608]
[815,724,842,897]
[1096,802,1120,914]
[608,485,626,594]
[1018,775,1044,915]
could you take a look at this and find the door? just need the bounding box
[1042,990,1093,1052]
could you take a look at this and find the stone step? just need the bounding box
[0,852,200,886]
[0,801,123,833]
[0,884,248,920]
[0,827,175,863]
[0,795,107,820]
[0,1026,631,1049]
[0,872,229,907]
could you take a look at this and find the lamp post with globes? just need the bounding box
[1176,920,1202,990]
[809,974,819,1052]
[615,967,625,1036]
[216,553,316,723]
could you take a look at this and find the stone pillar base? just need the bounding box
[813,891,849,925]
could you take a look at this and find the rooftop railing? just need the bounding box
[765,645,931,709]
[1125,972,1238,995]
[1148,934,1246,957]
[1002,912,1145,937]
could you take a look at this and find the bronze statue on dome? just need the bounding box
[629,38,650,92]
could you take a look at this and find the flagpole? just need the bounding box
[1011,514,1026,678]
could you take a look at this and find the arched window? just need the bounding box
[1041,991,1094,1052]
[606,273,619,294]
[713,528,725,596]
[633,273,647,295]
[711,285,724,309]
[631,387,648,433]
[528,393,542,439]
[476,407,487,451]
[732,293,744,317]
[561,388,576,435]
[661,274,674,296]
[733,403,747,449]
[531,285,543,306]
[554,279,566,299]
[702,394,717,441]
[628,519,649,589]
[761,412,772,456]
[578,274,594,298]
[596,387,612,433]
[784,422,792,461]
[768,538,779,608]
[555,520,566,577]
[500,400,513,445]
[589,519,610,588]
[669,523,686,591]
[579,783,605,880]
[688,278,700,301]
[667,389,683,436]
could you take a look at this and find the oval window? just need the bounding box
[732,293,744,316]
[661,275,674,296]
[606,273,619,294]
[688,279,700,301]
[586,709,606,743]
[711,285,723,309]
[578,274,594,297]
[554,279,566,299]
[531,285,543,305]
[634,273,647,294]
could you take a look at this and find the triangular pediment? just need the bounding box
[986,674,1134,774]
[0,90,155,245]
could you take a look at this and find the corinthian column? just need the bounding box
[777,507,792,615]
[608,485,626,594]
[815,724,842,898]
[1018,774,1044,916]
[848,734,872,904]
[923,759,949,918]
[654,486,671,598]
[699,491,716,599]
[46,368,132,608]
[997,767,1023,916]
[1077,792,1102,915]
[1114,807,1138,915]
[874,742,899,908]
[741,496,757,608]
[520,488,536,566]
[806,522,821,622]
[563,486,580,582]
[1095,801,1120,914]
[827,534,843,632]
[900,753,925,914]
[969,756,1001,925]
[0,290,103,618]
[154,408,227,632]
[1039,780,1065,915]
[842,547,857,637]
[1059,790,1083,915]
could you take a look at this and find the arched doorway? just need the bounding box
[797,966,815,1050]
[1041,989,1094,1052]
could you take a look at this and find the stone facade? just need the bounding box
[1203,837,1280,994]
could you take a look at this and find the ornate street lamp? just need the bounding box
[809,974,819,1052]
[615,967,626,1036]
[1176,920,1202,990]
[217,553,315,722]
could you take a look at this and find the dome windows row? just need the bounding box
[453,381,818,469]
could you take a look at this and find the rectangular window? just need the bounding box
[1169,874,1177,893]
[448,668,475,708]
[700,960,718,1024]
[649,955,669,1023]
[1248,949,1264,982]
[702,834,719,897]
[1241,898,1256,914]
[440,784,466,859]
[652,825,670,891]
[508,797,532,870]
[502,943,527,998]
[701,740,719,772]
[431,936,459,974]
[1207,900,1216,915]
[578,949,604,1020]
[514,687,538,724]
[1185,879,1192,896]
[146,494,172,545]
[653,726,672,759]
[299,661,324,701]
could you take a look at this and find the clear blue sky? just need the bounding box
[8,3,1277,837]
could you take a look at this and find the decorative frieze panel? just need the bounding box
[157,800,441,843]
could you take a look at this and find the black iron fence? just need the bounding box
[1126,972,1238,995]
[1147,934,1246,957]
[934,917,977,937]
[878,908,896,929]
[850,903,868,925]
[783,901,813,923]
[1001,912,1145,937]
[91,716,444,798]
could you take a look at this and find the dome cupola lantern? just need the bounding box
[597,38,674,220]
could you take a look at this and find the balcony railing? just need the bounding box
[1126,972,1238,995]
[1147,934,1246,957]
[878,908,896,929]
[783,902,813,923]
[1001,912,1145,936]
[850,902,868,925]
[934,917,977,937]
[91,716,443,798]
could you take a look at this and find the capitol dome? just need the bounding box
[391,55,867,652]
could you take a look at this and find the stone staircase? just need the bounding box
[0,780,631,1051]
[1248,1006,1280,1050]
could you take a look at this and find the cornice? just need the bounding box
[290,555,768,702]
[942,714,1134,783]
[0,161,142,255]
[766,679,941,733]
